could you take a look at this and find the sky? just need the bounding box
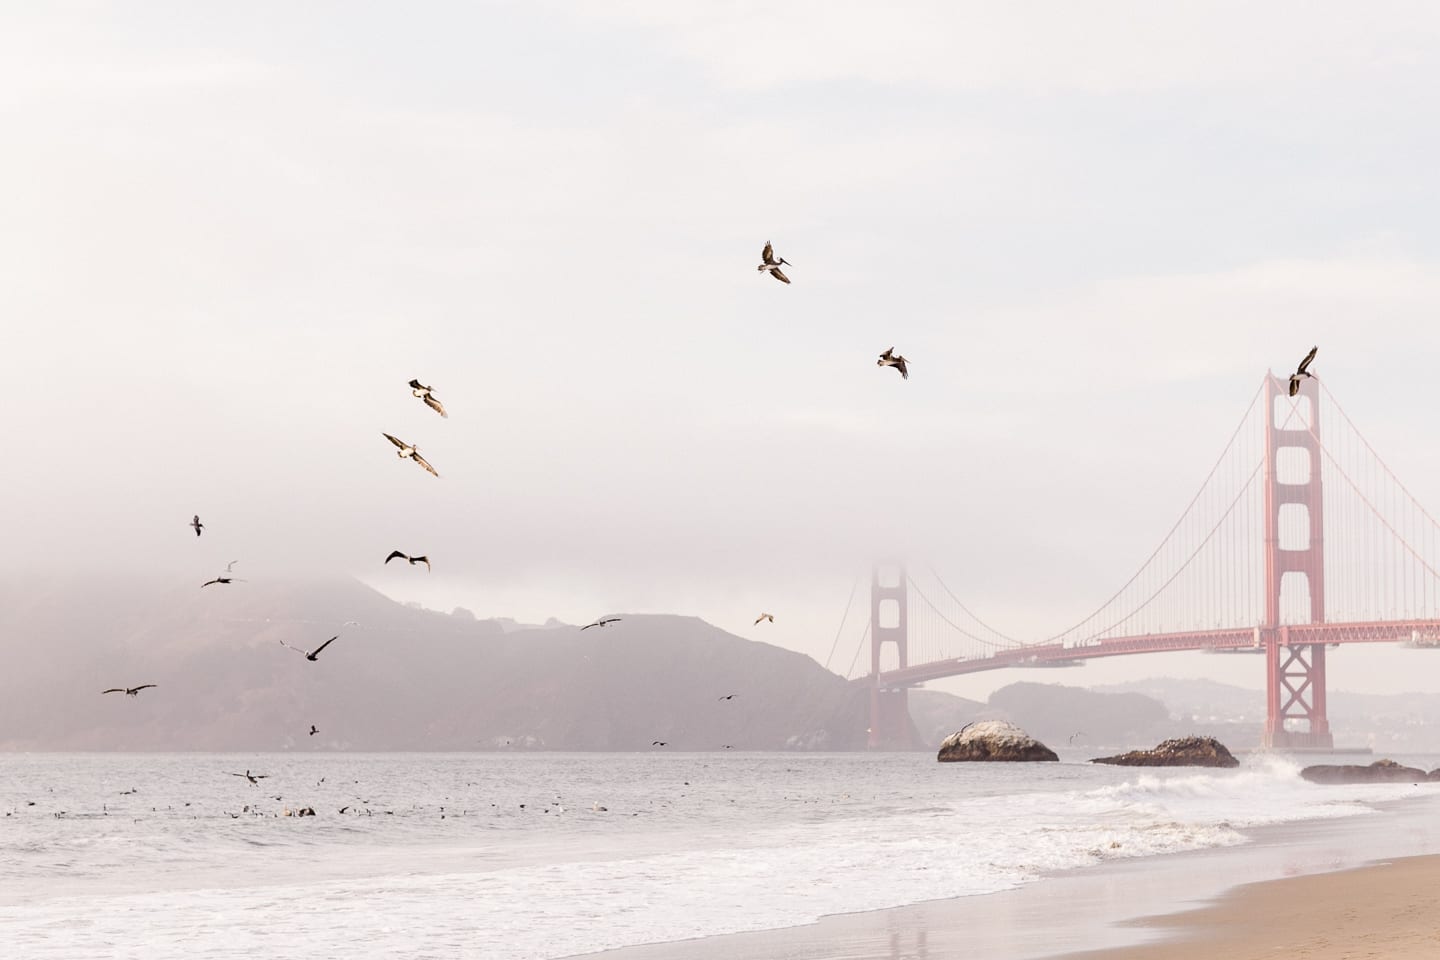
[6,2,1440,697]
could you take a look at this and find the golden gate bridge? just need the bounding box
[834,372,1440,750]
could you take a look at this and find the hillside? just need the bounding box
[0,575,884,751]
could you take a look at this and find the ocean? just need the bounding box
[3,751,1439,959]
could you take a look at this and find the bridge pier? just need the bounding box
[869,562,914,750]
[1262,373,1333,750]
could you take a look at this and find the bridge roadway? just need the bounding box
[870,619,1440,689]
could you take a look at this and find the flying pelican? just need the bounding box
[309,725,319,737]
[409,380,448,418]
[190,515,204,537]
[1288,346,1318,397]
[582,617,622,631]
[652,741,667,747]
[102,685,156,697]
[877,347,909,380]
[279,636,339,662]
[230,770,268,786]
[385,551,431,571]
[757,241,791,284]
[718,694,736,701]
[382,433,439,476]
[754,613,774,625]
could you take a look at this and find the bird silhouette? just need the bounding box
[754,613,774,624]
[1288,346,1318,397]
[582,617,622,630]
[102,685,156,697]
[190,515,204,537]
[651,741,667,747]
[409,380,448,418]
[230,770,268,786]
[280,636,339,662]
[382,433,439,476]
[309,725,319,737]
[385,550,431,570]
[718,694,736,701]
[877,347,909,379]
[757,241,791,284]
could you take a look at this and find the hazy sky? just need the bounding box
[7,3,1440,696]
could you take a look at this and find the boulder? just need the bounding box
[937,720,1058,762]
[1301,759,1427,784]
[1090,736,1239,768]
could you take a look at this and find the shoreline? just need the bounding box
[572,791,1440,960]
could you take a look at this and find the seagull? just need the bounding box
[385,551,431,571]
[1068,731,1085,745]
[309,725,319,737]
[230,770,268,786]
[409,380,448,418]
[754,613,774,625]
[279,636,339,662]
[1288,346,1318,397]
[581,617,622,631]
[102,685,156,697]
[190,515,204,537]
[877,347,909,380]
[718,694,736,701]
[202,561,242,588]
[382,433,439,477]
[757,241,791,284]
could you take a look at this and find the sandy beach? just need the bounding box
[1061,855,1440,960]
[577,796,1440,960]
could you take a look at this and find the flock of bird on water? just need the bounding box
[96,243,1321,793]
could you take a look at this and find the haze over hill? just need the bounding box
[0,575,878,752]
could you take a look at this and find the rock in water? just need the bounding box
[1090,736,1239,768]
[1301,759,1427,784]
[937,720,1058,762]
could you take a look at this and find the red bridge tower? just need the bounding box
[868,561,913,749]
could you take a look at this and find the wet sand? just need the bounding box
[575,795,1440,960]
[1060,855,1440,960]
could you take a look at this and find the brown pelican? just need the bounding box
[385,551,431,570]
[1288,346,1318,397]
[190,515,204,537]
[757,242,791,284]
[382,433,439,476]
[877,348,909,379]
[280,636,339,662]
[582,617,622,631]
[230,770,268,786]
[754,613,774,624]
[102,685,156,697]
[409,380,448,418]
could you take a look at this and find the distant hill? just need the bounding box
[982,682,1170,748]
[0,575,893,751]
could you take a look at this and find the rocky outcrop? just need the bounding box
[937,720,1058,762]
[1300,759,1428,784]
[1090,736,1239,767]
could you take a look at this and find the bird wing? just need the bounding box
[383,433,407,449]
[761,241,774,264]
[102,688,124,694]
[423,394,448,418]
[279,640,306,656]
[412,452,439,476]
[581,622,597,630]
[1289,376,1300,397]
[133,685,156,692]
[408,379,423,390]
[385,551,406,564]
[413,556,431,570]
[879,347,894,361]
[1298,345,1318,374]
[310,636,339,658]
[225,560,239,573]
[769,267,790,284]
[201,579,219,588]
[603,617,622,624]
[896,358,909,379]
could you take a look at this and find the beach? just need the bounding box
[578,792,1440,960]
